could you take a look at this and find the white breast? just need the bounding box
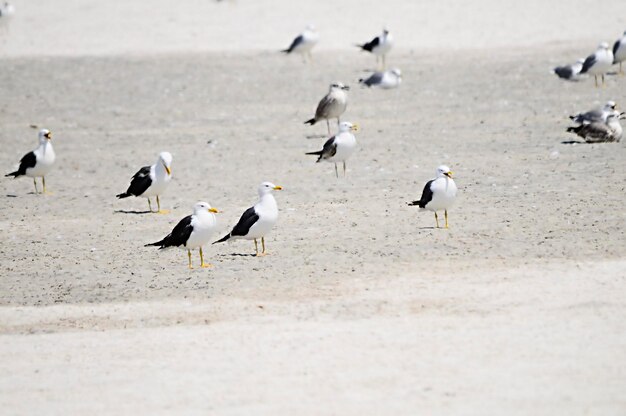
[426,177,457,211]
[185,213,218,249]
[245,195,278,239]
[27,143,55,177]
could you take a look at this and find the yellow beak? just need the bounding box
[273,185,283,190]
[351,124,360,132]
[45,132,52,140]
[209,207,220,213]
[164,164,171,175]
[445,171,454,178]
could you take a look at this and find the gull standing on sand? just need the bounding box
[5,129,55,194]
[569,101,617,124]
[306,121,359,178]
[356,29,393,70]
[613,30,626,74]
[116,152,173,213]
[0,2,15,17]
[145,202,220,269]
[359,68,402,88]
[580,42,614,87]
[566,111,623,143]
[408,165,457,229]
[213,182,282,257]
[552,59,585,81]
[304,82,349,135]
[281,25,319,63]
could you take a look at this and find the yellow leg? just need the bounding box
[187,249,193,269]
[334,163,338,178]
[42,177,47,194]
[602,74,605,87]
[620,62,623,75]
[594,75,598,87]
[33,178,38,194]
[434,212,440,228]
[148,198,153,212]
[326,120,330,135]
[445,210,449,229]
[156,195,170,214]
[254,239,259,256]
[199,247,212,268]
[259,237,268,256]
[343,161,347,177]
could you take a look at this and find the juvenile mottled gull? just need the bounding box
[567,111,623,143]
[304,82,349,135]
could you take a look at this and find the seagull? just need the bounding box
[356,29,394,69]
[5,129,55,194]
[552,59,585,81]
[569,101,617,124]
[613,30,626,74]
[116,152,173,214]
[306,121,359,177]
[0,2,15,17]
[359,68,402,89]
[567,111,623,143]
[281,25,319,63]
[213,182,282,256]
[145,201,220,269]
[407,165,457,229]
[304,82,349,135]
[580,42,614,87]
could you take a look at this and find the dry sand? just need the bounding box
[1,1,626,414]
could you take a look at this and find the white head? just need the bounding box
[329,82,350,92]
[338,121,359,133]
[193,201,220,215]
[258,181,283,196]
[599,42,609,50]
[436,165,454,179]
[38,129,52,144]
[158,151,173,175]
[605,101,617,110]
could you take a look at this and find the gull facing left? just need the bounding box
[408,165,457,229]
[5,129,55,194]
[146,201,220,269]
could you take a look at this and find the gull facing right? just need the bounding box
[408,165,457,229]
[5,129,55,194]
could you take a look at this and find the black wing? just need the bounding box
[6,151,37,177]
[283,35,304,53]
[580,54,596,74]
[146,215,193,249]
[360,36,380,52]
[613,39,622,60]
[408,180,434,208]
[553,65,573,80]
[318,136,338,161]
[360,72,384,87]
[230,206,260,237]
[118,165,151,198]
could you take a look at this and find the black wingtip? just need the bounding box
[281,49,290,54]
[304,118,316,125]
[213,234,230,245]
[407,201,420,206]
[5,172,18,178]
[116,192,129,199]
[305,150,322,156]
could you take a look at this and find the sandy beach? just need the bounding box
[1,1,626,414]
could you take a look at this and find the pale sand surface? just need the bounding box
[1,1,626,414]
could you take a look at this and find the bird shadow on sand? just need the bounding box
[305,134,328,140]
[114,209,153,215]
[560,140,587,145]
[219,252,257,258]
